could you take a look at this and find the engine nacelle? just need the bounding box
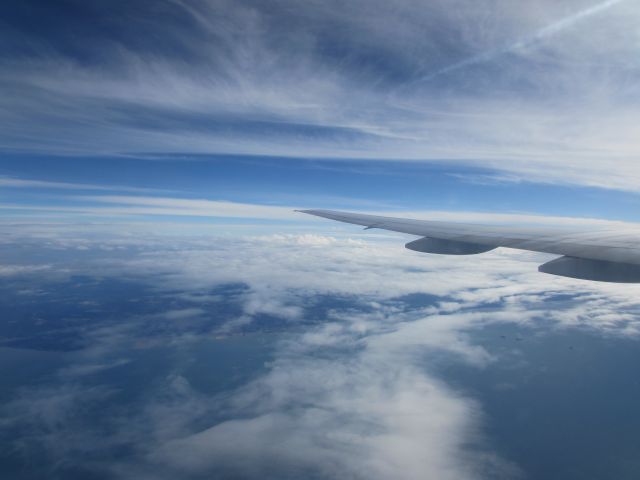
[405,237,496,255]
[538,256,640,283]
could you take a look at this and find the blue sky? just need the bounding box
[2,0,640,228]
[3,154,640,228]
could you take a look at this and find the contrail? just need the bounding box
[414,0,628,83]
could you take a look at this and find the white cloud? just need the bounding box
[3,228,640,478]
[2,0,640,191]
[58,359,131,378]
[5,194,640,232]
[0,196,299,220]
[80,195,300,219]
[0,177,173,193]
[145,349,514,480]
[0,264,52,276]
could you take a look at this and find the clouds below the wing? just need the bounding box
[3,229,640,479]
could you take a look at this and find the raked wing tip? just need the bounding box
[295,209,322,215]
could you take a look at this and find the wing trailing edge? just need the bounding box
[298,209,640,283]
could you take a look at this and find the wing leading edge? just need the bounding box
[298,209,640,283]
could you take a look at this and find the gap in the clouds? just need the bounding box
[2,154,640,222]
[0,334,278,479]
[437,321,640,480]
[388,292,444,306]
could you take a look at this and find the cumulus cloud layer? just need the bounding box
[2,0,640,190]
[3,227,640,478]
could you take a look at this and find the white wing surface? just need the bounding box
[299,209,640,283]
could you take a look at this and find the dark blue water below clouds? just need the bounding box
[1,246,640,479]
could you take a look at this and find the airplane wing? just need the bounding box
[298,209,640,283]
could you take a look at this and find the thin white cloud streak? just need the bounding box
[0,264,52,276]
[0,176,174,193]
[4,194,640,231]
[414,0,628,82]
[0,197,300,220]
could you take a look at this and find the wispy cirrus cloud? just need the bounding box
[0,176,174,193]
[2,0,640,191]
[411,0,629,82]
[3,193,640,231]
[0,196,298,220]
